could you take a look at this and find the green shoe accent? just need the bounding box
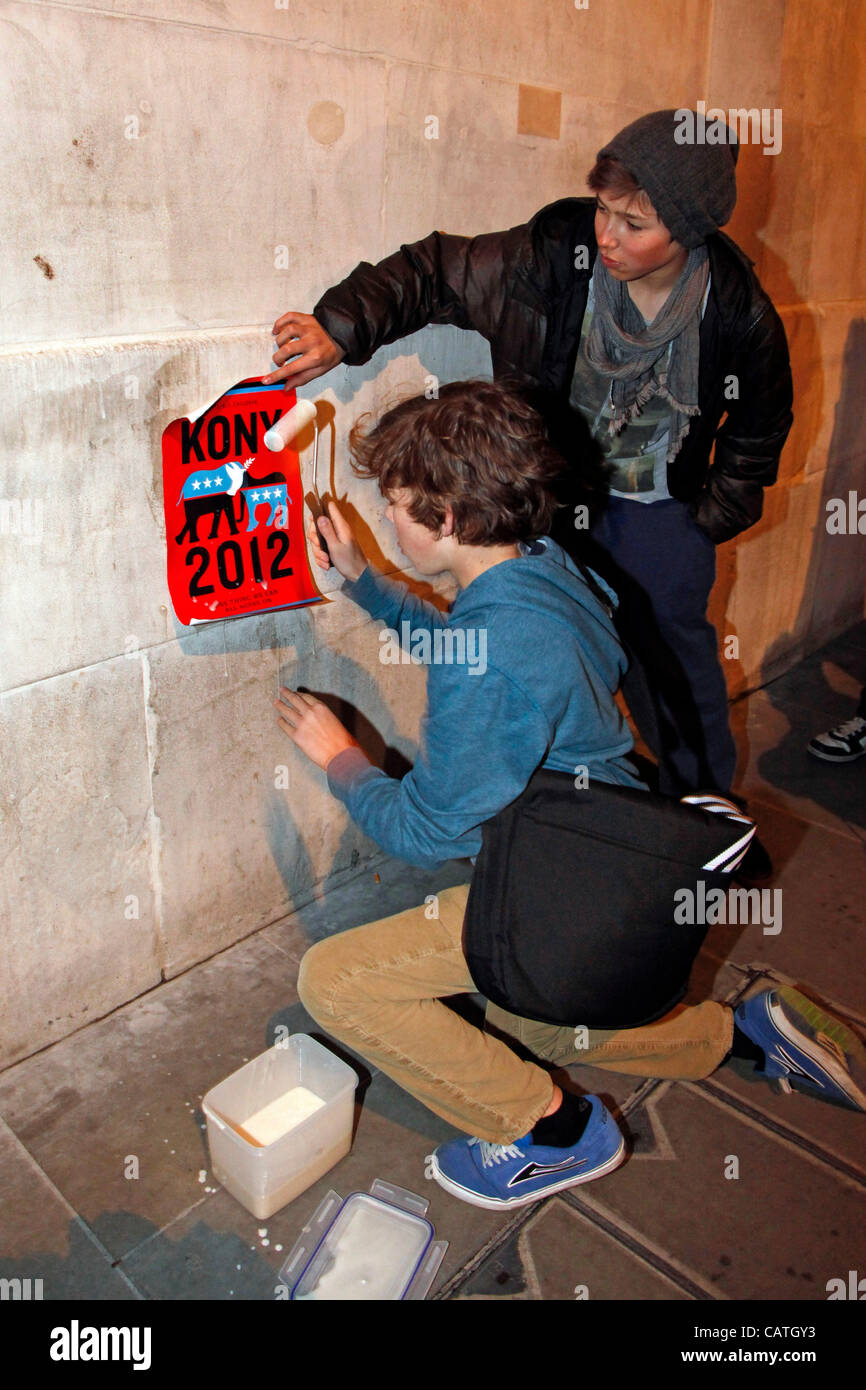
[777,988,866,1058]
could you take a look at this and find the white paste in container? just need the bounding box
[241,1085,325,1145]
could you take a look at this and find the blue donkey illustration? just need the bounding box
[175,459,290,544]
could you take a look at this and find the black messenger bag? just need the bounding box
[462,769,755,1030]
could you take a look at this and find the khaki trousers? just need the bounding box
[297,883,733,1144]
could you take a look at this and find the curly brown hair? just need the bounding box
[348,379,566,545]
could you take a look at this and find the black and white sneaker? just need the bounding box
[807,716,866,763]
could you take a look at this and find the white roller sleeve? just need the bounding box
[263,397,317,452]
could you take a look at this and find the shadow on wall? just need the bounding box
[263,654,416,910]
[752,316,866,830]
[710,135,824,698]
[713,140,826,808]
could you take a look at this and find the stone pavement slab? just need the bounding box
[452,1196,691,1301]
[119,1067,511,1299]
[709,809,866,1017]
[738,690,865,838]
[736,648,866,836]
[0,930,310,1262]
[705,1051,866,1181]
[0,1123,137,1301]
[755,623,866,726]
[576,1082,866,1300]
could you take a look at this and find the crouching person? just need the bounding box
[274,380,866,1211]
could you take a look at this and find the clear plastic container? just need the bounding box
[280,1180,448,1300]
[202,1036,358,1219]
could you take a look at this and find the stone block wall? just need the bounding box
[1,0,863,1066]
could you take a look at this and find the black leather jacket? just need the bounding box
[315,197,793,543]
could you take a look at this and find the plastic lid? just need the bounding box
[281,1180,447,1301]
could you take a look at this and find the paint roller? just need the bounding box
[263,397,330,557]
[264,397,317,456]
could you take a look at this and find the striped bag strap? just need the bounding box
[679,793,757,874]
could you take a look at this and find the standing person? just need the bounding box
[272,381,864,1213]
[263,109,793,874]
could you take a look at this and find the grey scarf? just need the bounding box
[584,245,709,464]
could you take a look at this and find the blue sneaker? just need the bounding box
[736,987,866,1110]
[425,1095,626,1211]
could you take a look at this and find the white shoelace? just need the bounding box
[469,1137,524,1167]
[828,716,866,738]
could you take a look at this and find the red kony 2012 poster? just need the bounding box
[161,377,323,625]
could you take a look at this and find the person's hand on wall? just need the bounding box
[263,311,345,389]
[273,688,360,771]
[306,498,367,583]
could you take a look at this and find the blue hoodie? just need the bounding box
[326,535,645,868]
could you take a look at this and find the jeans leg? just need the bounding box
[297,884,555,1144]
[587,498,736,794]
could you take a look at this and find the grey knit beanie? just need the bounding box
[598,109,739,248]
